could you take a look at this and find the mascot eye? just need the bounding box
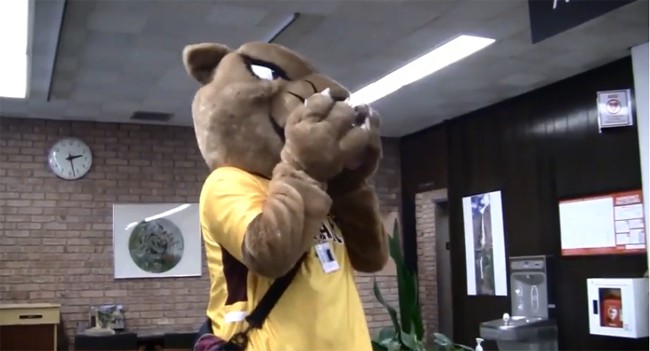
[250,64,280,80]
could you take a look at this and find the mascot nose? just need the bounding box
[352,104,370,127]
[330,89,349,102]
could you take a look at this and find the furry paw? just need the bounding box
[282,89,371,182]
[327,107,382,198]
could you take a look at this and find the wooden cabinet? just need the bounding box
[0,303,60,351]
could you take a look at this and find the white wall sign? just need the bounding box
[462,191,508,297]
[597,89,634,131]
[559,190,646,256]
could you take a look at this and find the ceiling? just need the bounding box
[0,0,647,137]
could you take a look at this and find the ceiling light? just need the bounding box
[349,34,496,106]
[263,13,299,43]
[0,0,30,99]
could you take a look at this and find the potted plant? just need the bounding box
[371,219,473,351]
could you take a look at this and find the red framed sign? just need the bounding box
[559,190,646,256]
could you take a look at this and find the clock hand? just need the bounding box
[65,153,84,177]
[68,159,76,177]
[65,153,83,160]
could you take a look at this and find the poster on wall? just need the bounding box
[462,191,508,296]
[112,203,202,279]
[559,190,646,256]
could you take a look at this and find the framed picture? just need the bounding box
[596,89,634,131]
[112,203,202,279]
[462,191,508,296]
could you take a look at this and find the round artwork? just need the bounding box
[128,218,184,273]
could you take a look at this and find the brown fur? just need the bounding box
[183,41,388,278]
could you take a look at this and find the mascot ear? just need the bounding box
[182,43,232,84]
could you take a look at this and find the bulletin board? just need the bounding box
[559,190,646,256]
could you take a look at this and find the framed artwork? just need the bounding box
[462,191,508,296]
[112,203,202,279]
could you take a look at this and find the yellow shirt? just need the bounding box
[199,166,372,351]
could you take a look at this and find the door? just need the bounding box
[435,200,453,339]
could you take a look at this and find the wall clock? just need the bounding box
[47,137,93,180]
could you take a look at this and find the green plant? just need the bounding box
[371,219,473,351]
[431,333,474,351]
[371,219,425,351]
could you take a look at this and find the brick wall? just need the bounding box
[0,117,400,343]
[360,137,402,335]
[415,189,446,341]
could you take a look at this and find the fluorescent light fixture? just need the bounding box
[0,0,30,99]
[349,34,496,105]
[263,12,299,43]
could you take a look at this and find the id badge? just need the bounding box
[314,242,340,274]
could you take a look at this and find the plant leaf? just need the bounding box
[373,218,429,351]
[453,343,475,351]
[371,340,389,351]
[432,333,452,348]
[391,218,426,340]
[408,325,427,351]
[412,294,425,340]
[399,262,424,339]
[433,333,451,343]
[409,270,424,340]
[389,219,414,335]
[400,331,418,350]
[380,338,395,347]
[372,276,402,337]
[390,219,405,264]
[377,326,397,341]
[386,340,403,351]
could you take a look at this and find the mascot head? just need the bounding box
[182,41,377,178]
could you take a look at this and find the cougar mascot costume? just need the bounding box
[182,41,388,351]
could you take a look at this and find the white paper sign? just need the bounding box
[597,89,634,130]
[462,191,508,297]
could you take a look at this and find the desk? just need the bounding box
[74,331,139,351]
[75,328,195,351]
[137,329,197,351]
[136,329,164,351]
[0,303,61,351]
[162,331,196,351]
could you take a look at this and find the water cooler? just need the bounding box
[479,255,558,351]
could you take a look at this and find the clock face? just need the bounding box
[47,137,93,180]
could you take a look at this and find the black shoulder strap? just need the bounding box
[245,255,304,328]
[224,255,305,350]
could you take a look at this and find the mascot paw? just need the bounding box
[327,106,382,198]
[282,88,372,182]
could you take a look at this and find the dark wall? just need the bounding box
[400,57,648,350]
[400,126,448,270]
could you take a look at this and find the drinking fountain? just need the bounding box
[479,255,559,351]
